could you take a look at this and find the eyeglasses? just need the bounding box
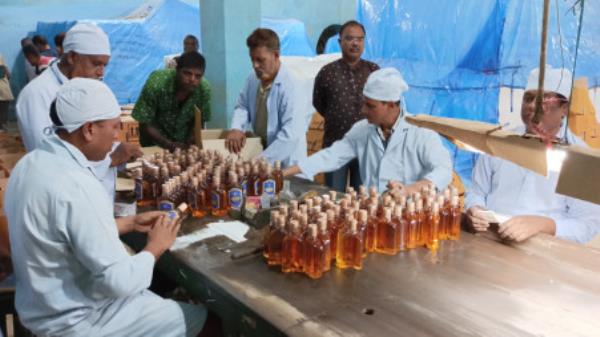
[342,35,365,43]
[523,91,568,105]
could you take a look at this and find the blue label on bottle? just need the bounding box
[262,179,276,197]
[135,180,143,200]
[159,201,174,211]
[211,191,220,210]
[228,188,243,210]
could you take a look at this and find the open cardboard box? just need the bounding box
[199,129,263,161]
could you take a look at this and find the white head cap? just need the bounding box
[63,23,111,56]
[525,66,572,99]
[363,67,409,102]
[55,78,120,133]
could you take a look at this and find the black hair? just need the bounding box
[339,20,366,37]
[22,44,40,57]
[32,35,48,46]
[49,100,63,127]
[316,24,342,55]
[246,28,280,52]
[184,35,198,44]
[176,51,206,72]
[54,32,66,48]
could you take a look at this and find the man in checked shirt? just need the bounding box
[313,20,380,192]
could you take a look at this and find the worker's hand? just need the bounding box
[466,206,491,232]
[497,215,556,242]
[144,215,181,260]
[132,211,165,233]
[282,165,301,177]
[111,142,143,167]
[226,129,246,154]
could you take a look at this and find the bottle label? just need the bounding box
[211,191,220,210]
[241,181,248,195]
[262,179,276,197]
[254,181,261,195]
[135,180,143,200]
[228,188,243,210]
[158,201,174,211]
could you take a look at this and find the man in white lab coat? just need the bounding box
[465,66,600,243]
[283,67,453,194]
[16,22,141,198]
[5,78,206,337]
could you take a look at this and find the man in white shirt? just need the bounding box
[16,22,141,199]
[6,78,206,337]
[465,66,600,243]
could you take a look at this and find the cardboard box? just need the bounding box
[0,178,8,209]
[198,129,263,161]
[119,115,140,145]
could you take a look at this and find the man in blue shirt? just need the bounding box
[465,67,600,243]
[225,28,306,167]
[6,78,206,336]
[283,67,453,194]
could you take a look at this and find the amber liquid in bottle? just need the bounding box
[406,201,418,249]
[365,205,379,253]
[336,220,363,270]
[393,205,408,252]
[448,195,461,241]
[438,195,450,240]
[326,209,338,261]
[210,177,229,217]
[357,209,368,257]
[263,210,280,259]
[273,160,284,194]
[247,164,260,197]
[427,202,440,251]
[317,218,331,271]
[282,220,303,273]
[303,224,325,279]
[227,172,244,211]
[375,208,398,255]
[189,177,206,218]
[134,168,146,206]
[266,215,287,266]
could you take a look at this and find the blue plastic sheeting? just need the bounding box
[357,0,600,186]
[36,0,201,104]
[324,34,341,54]
[262,17,315,57]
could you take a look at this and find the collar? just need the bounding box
[47,135,98,177]
[376,111,406,141]
[50,60,69,86]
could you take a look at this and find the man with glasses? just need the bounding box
[312,20,379,191]
[465,66,600,243]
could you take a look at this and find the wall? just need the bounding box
[261,0,356,51]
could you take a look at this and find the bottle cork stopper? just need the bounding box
[309,224,318,238]
[432,202,440,214]
[177,203,188,213]
[416,198,423,211]
[437,195,445,207]
[350,219,358,233]
[359,209,368,222]
[408,201,415,213]
[394,205,403,218]
[384,208,392,221]
[451,195,459,206]
[359,185,366,195]
[329,190,337,201]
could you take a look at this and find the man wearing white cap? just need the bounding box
[283,67,453,193]
[16,22,142,198]
[5,78,207,337]
[465,66,600,243]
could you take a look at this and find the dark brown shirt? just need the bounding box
[313,59,379,147]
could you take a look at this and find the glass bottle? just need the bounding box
[393,205,408,252]
[282,220,303,273]
[415,198,424,246]
[427,202,440,251]
[134,168,145,206]
[406,201,418,249]
[273,160,284,194]
[365,205,379,253]
[210,176,229,217]
[448,195,461,241]
[247,164,260,197]
[375,208,398,255]
[260,165,277,198]
[438,195,450,240]
[336,219,364,270]
[326,209,339,261]
[264,210,280,260]
[317,218,331,271]
[158,182,175,211]
[303,224,325,279]
[357,209,368,257]
[227,172,244,211]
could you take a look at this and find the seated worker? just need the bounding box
[465,66,600,243]
[17,23,141,199]
[5,78,206,337]
[283,67,453,193]
[225,28,306,167]
[165,35,199,69]
[133,51,211,151]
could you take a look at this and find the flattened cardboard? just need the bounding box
[556,144,600,205]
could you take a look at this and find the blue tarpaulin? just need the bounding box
[357,0,600,186]
[35,0,314,105]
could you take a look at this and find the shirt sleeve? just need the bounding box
[298,122,361,179]
[16,86,51,151]
[61,185,155,298]
[132,72,158,125]
[552,198,600,244]
[199,79,211,123]
[231,76,252,131]
[260,82,305,164]
[465,154,491,210]
[312,69,326,116]
[418,130,453,190]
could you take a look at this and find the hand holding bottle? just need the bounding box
[144,215,181,260]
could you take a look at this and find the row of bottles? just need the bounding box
[133,146,285,216]
[263,184,462,279]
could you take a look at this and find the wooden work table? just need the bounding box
[123,178,600,337]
